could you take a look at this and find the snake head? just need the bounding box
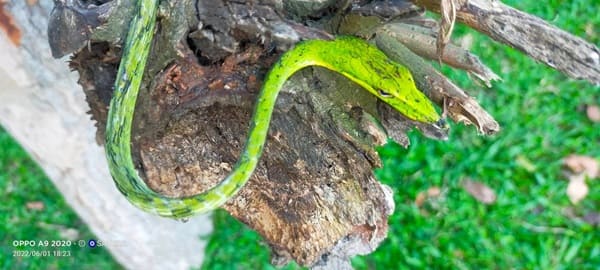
[372,67,441,124]
[328,36,440,124]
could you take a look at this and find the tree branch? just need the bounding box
[411,0,600,85]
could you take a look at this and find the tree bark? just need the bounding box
[0,1,211,269]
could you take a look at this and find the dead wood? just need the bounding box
[411,0,600,85]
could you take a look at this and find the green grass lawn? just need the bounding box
[0,127,122,269]
[2,0,599,269]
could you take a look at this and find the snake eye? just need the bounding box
[377,89,392,98]
[435,119,449,130]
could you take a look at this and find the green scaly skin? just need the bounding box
[106,0,441,219]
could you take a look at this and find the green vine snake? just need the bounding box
[105,0,442,219]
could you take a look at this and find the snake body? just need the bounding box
[106,0,441,219]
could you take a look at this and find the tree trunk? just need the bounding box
[0,1,211,269]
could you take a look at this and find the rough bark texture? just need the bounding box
[0,1,212,270]
[25,0,600,268]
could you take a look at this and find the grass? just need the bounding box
[202,0,600,269]
[1,0,598,269]
[0,128,122,269]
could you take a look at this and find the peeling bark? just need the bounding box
[377,22,500,85]
[411,0,600,85]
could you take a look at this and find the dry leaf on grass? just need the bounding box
[562,155,596,204]
[563,154,599,179]
[415,192,427,207]
[427,186,442,197]
[462,179,496,204]
[566,174,589,204]
[26,201,45,211]
[586,105,600,122]
[415,186,443,207]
